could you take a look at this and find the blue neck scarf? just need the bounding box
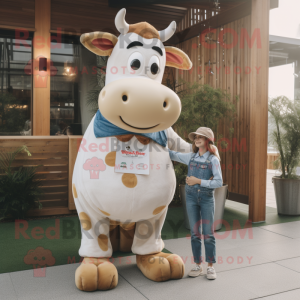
[94,110,168,147]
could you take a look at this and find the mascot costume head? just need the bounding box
[73,8,193,292]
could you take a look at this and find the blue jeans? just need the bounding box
[185,187,216,264]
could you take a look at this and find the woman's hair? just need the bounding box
[192,137,221,161]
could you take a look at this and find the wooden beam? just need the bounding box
[126,5,186,17]
[248,0,269,223]
[167,1,252,45]
[170,3,237,10]
[33,0,51,135]
[109,0,246,8]
[27,206,75,217]
[0,25,36,31]
[153,4,187,10]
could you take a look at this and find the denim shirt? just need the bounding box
[168,150,223,189]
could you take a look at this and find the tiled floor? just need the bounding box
[2,170,300,300]
[2,221,300,300]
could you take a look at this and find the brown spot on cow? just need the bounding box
[99,209,110,216]
[105,151,116,167]
[153,206,166,215]
[72,184,78,198]
[122,173,137,188]
[98,234,109,251]
[128,22,160,40]
[79,212,92,231]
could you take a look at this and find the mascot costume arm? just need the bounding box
[166,127,192,153]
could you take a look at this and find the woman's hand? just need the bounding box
[186,176,201,186]
[186,176,214,186]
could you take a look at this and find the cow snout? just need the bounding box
[98,78,181,133]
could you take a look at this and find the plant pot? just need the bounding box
[272,176,300,216]
[180,184,228,231]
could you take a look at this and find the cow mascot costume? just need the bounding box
[73,8,194,291]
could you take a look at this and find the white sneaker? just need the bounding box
[188,265,204,277]
[206,266,217,280]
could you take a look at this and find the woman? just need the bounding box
[168,127,223,280]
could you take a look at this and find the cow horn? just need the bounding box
[159,21,176,42]
[115,8,129,35]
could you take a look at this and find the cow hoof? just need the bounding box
[136,252,184,282]
[75,258,118,291]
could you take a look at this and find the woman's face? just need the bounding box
[194,135,207,148]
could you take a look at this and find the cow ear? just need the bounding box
[80,32,118,56]
[165,46,192,70]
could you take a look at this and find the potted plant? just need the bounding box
[0,146,43,220]
[269,96,300,216]
[167,79,237,230]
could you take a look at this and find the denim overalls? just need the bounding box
[185,153,216,264]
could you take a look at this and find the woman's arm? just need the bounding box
[168,149,192,165]
[200,157,223,189]
[166,127,192,153]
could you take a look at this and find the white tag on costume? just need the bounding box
[115,139,150,175]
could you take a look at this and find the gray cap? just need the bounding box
[188,127,214,144]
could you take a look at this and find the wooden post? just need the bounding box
[33,0,51,135]
[248,0,270,222]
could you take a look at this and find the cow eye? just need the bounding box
[148,56,160,78]
[130,59,141,70]
[151,63,159,74]
[127,52,144,74]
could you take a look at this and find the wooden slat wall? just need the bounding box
[267,153,279,170]
[0,136,74,217]
[176,7,217,32]
[51,0,187,35]
[0,0,35,30]
[175,15,252,199]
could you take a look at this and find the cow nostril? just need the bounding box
[101,90,106,98]
[122,95,128,102]
[163,100,168,108]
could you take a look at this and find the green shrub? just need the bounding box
[173,82,237,147]
[165,79,237,204]
[172,163,188,205]
[0,146,43,220]
[269,96,300,179]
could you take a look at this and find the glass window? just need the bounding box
[50,34,106,136]
[0,29,33,136]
